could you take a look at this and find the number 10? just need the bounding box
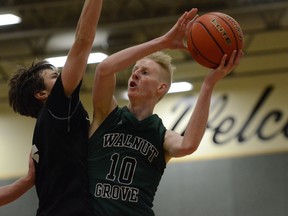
[106,153,137,185]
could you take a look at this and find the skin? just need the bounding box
[34,70,59,102]
[128,59,166,107]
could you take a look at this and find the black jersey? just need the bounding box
[32,76,93,216]
[88,106,167,216]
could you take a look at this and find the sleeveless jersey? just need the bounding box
[32,76,93,216]
[88,106,167,216]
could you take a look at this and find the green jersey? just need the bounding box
[88,106,167,216]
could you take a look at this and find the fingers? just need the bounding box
[178,11,188,27]
[223,50,243,68]
[215,50,243,77]
[227,50,237,66]
[234,49,244,65]
[186,8,198,19]
[191,14,199,23]
[228,50,243,72]
[179,8,198,26]
[185,8,198,25]
[220,54,228,67]
[186,14,199,31]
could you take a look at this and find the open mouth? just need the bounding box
[129,81,137,88]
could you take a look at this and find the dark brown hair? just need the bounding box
[8,60,56,118]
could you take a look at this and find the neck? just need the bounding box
[127,101,154,121]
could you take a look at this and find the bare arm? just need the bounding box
[164,50,244,162]
[0,155,35,207]
[90,9,199,135]
[61,0,103,96]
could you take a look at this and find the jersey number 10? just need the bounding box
[106,153,137,185]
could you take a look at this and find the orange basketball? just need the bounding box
[187,12,244,69]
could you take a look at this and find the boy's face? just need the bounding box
[127,59,163,101]
[128,59,159,99]
[41,69,59,95]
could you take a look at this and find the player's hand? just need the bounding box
[205,50,244,86]
[162,8,198,50]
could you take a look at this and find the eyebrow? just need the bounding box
[132,66,137,71]
[50,71,60,76]
[133,64,150,71]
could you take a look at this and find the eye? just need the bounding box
[52,72,59,79]
[141,70,148,75]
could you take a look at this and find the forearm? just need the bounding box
[75,0,103,42]
[181,50,239,153]
[97,36,168,77]
[166,50,242,158]
[62,0,103,95]
[0,175,34,207]
[182,81,215,153]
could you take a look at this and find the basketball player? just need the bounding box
[88,8,243,215]
[0,0,103,215]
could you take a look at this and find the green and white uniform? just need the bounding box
[88,106,167,216]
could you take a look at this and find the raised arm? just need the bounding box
[61,0,103,96]
[0,154,35,207]
[90,8,198,133]
[164,50,244,162]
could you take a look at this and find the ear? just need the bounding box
[34,90,48,101]
[157,83,168,95]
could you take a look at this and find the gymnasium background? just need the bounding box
[1,0,288,216]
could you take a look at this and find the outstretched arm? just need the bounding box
[90,8,199,134]
[164,50,244,162]
[0,154,35,207]
[61,0,103,96]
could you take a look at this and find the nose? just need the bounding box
[131,70,140,80]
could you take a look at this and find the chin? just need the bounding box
[127,92,138,101]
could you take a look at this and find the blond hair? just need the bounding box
[144,51,175,88]
[143,52,176,101]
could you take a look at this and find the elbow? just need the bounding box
[95,59,113,77]
[181,143,199,156]
[97,59,109,72]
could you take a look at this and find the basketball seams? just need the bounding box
[186,12,243,69]
[197,20,226,54]
[208,12,239,50]
[191,21,222,67]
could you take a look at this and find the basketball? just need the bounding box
[187,12,244,69]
